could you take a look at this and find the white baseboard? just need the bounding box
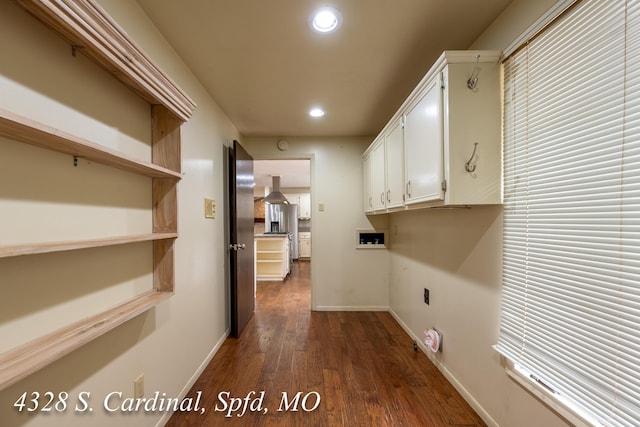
[314,305,389,311]
[156,328,230,427]
[388,309,498,427]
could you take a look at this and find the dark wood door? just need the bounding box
[229,140,255,337]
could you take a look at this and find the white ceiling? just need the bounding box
[136,0,512,138]
[254,159,311,194]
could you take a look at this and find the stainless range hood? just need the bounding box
[263,175,289,204]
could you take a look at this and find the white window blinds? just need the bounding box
[497,1,640,426]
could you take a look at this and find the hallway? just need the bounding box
[166,261,485,426]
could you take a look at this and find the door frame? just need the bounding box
[252,154,315,309]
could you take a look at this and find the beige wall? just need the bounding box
[244,137,389,310]
[387,0,571,426]
[0,0,581,426]
[0,0,239,426]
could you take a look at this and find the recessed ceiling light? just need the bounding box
[310,7,342,33]
[309,108,325,118]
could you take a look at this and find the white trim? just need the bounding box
[501,0,579,60]
[388,309,498,427]
[155,328,230,427]
[504,362,596,427]
[313,305,389,312]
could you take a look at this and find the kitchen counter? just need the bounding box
[255,235,290,281]
[254,233,289,238]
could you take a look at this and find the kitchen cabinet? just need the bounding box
[384,119,405,208]
[362,50,502,212]
[255,236,290,281]
[283,192,311,219]
[404,76,444,204]
[371,138,386,211]
[299,232,311,258]
[298,193,311,219]
[362,119,405,212]
[363,152,374,212]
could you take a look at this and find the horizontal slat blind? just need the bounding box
[497,0,640,425]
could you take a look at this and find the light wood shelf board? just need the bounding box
[0,233,178,259]
[0,108,182,179]
[0,290,172,391]
[15,0,196,122]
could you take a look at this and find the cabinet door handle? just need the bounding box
[369,196,372,207]
[387,189,391,203]
[406,181,412,197]
[380,193,385,204]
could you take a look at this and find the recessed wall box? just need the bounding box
[356,229,387,249]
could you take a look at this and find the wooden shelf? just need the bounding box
[0,290,172,390]
[15,0,196,122]
[0,108,181,179]
[0,0,191,393]
[0,233,177,259]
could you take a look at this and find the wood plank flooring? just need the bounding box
[166,261,486,426]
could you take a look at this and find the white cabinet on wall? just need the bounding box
[363,120,405,212]
[283,192,311,219]
[384,118,405,208]
[363,153,374,212]
[371,138,386,211]
[362,50,502,213]
[362,96,416,211]
[298,193,311,219]
[404,76,444,204]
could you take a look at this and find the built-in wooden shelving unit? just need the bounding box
[15,0,196,122]
[0,232,178,259]
[0,0,196,391]
[0,290,172,389]
[0,108,182,179]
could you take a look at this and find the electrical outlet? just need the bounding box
[134,374,144,399]
[424,288,430,305]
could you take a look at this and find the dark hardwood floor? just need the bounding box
[166,261,486,426]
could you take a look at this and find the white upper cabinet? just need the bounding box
[362,120,404,212]
[404,76,444,205]
[298,193,311,219]
[384,118,405,208]
[363,152,374,213]
[362,50,502,213]
[283,192,311,219]
[371,138,386,211]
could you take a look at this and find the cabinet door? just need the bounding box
[299,193,311,219]
[363,153,374,212]
[385,118,404,208]
[299,238,311,258]
[371,139,386,210]
[404,75,444,205]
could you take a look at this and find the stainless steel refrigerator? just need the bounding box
[265,203,299,260]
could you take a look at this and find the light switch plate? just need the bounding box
[204,198,216,218]
[134,374,144,398]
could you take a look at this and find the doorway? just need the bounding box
[253,159,312,292]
